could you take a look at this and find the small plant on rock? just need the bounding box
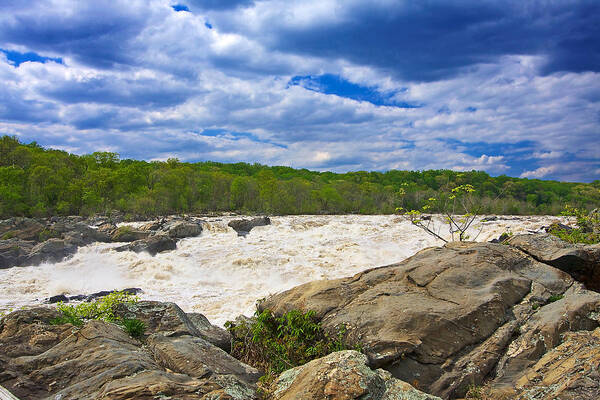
[121,318,145,338]
[226,308,358,385]
[549,206,599,244]
[50,291,140,337]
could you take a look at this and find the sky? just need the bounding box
[0,0,599,182]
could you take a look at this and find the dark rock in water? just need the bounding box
[261,237,600,398]
[46,294,69,304]
[506,233,600,292]
[481,216,498,222]
[110,226,151,242]
[45,288,143,304]
[0,239,34,269]
[160,220,203,238]
[25,238,75,266]
[228,216,270,236]
[489,232,511,243]
[115,233,177,255]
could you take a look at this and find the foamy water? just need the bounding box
[0,215,567,325]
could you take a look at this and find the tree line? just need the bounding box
[1,135,599,218]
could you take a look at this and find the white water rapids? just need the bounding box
[0,215,568,325]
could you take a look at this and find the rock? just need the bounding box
[260,240,589,398]
[0,307,258,399]
[228,217,270,236]
[187,312,232,352]
[24,238,74,266]
[161,220,203,238]
[0,307,72,358]
[46,294,69,304]
[96,222,116,235]
[0,239,33,269]
[270,350,440,400]
[506,233,600,291]
[511,327,600,399]
[114,233,177,255]
[110,226,151,242]
[113,300,203,337]
[138,220,163,232]
[489,232,510,243]
[0,217,44,241]
[147,334,261,383]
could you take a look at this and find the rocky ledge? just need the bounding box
[1,232,599,399]
[261,233,600,399]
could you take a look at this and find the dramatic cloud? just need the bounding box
[0,0,598,181]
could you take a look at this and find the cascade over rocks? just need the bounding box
[260,235,600,399]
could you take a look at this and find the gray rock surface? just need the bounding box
[0,305,259,400]
[114,233,177,255]
[228,216,270,235]
[261,237,600,398]
[270,350,440,400]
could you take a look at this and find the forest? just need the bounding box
[1,135,599,218]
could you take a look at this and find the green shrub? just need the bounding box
[50,291,139,330]
[548,294,564,303]
[226,309,359,384]
[549,206,599,244]
[1,231,16,240]
[121,318,145,338]
[38,228,59,242]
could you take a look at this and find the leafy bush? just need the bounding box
[549,206,599,244]
[121,318,145,338]
[398,184,482,243]
[1,231,16,240]
[547,294,564,303]
[226,309,358,384]
[38,228,59,242]
[50,291,139,334]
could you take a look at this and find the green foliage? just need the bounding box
[120,318,145,338]
[226,309,358,384]
[37,228,59,242]
[547,294,564,303]
[549,206,600,244]
[400,183,482,242]
[0,135,599,218]
[50,291,139,334]
[1,231,16,240]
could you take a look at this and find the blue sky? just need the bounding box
[0,0,598,182]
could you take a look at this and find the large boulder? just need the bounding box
[110,226,151,242]
[24,238,75,266]
[161,220,203,238]
[261,239,600,398]
[114,233,177,255]
[0,305,259,400]
[0,239,34,269]
[270,350,440,400]
[228,217,270,236]
[506,233,600,291]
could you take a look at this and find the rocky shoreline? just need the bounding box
[0,228,599,399]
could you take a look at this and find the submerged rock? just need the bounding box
[261,236,600,398]
[228,216,270,236]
